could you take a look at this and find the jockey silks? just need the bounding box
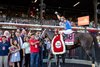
[64,20,72,30]
[59,20,73,34]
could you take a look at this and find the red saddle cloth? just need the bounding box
[51,34,66,55]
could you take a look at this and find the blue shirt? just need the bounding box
[0,41,10,56]
[64,20,72,30]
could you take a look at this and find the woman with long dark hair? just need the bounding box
[9,40,20,67]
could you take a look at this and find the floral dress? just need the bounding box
[9,45,20,62]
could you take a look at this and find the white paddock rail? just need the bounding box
[0,22,100,32]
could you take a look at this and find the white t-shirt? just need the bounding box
[45,41,51,50]
[22,42,30,54]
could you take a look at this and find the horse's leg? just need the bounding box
[81,41,96,67]
[91,33,98,67]
[56,55,59,67]
[91,44,96,67]
[61,53,65,64]
[55,55,57,66]
[82,46,96,67]
[86,44,96,67]
[56,55,61,67]
[47,52,52,67]
[86,50,95,67]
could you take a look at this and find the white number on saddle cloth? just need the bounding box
[65,33,74,45]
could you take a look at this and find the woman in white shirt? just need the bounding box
[22,36,30,67]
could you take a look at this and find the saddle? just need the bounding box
[63,33,75,46]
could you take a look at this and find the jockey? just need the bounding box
[55,12,73,35]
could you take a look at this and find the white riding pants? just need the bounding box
[59,29,73,34]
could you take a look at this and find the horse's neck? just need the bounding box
[75,32,85,38]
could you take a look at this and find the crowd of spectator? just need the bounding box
[0,15,59,25]
[0,14,100,28]
[0,29,51,67]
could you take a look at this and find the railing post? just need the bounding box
[40,0,44,25]
[93,0,98,28]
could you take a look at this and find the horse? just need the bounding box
[43,29,98,67]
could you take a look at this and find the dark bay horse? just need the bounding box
[44,29,98,67]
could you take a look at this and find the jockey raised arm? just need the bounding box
[55,11,66,24]
[55,12,73,34]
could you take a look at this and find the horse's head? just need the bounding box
[43,29,55,41]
